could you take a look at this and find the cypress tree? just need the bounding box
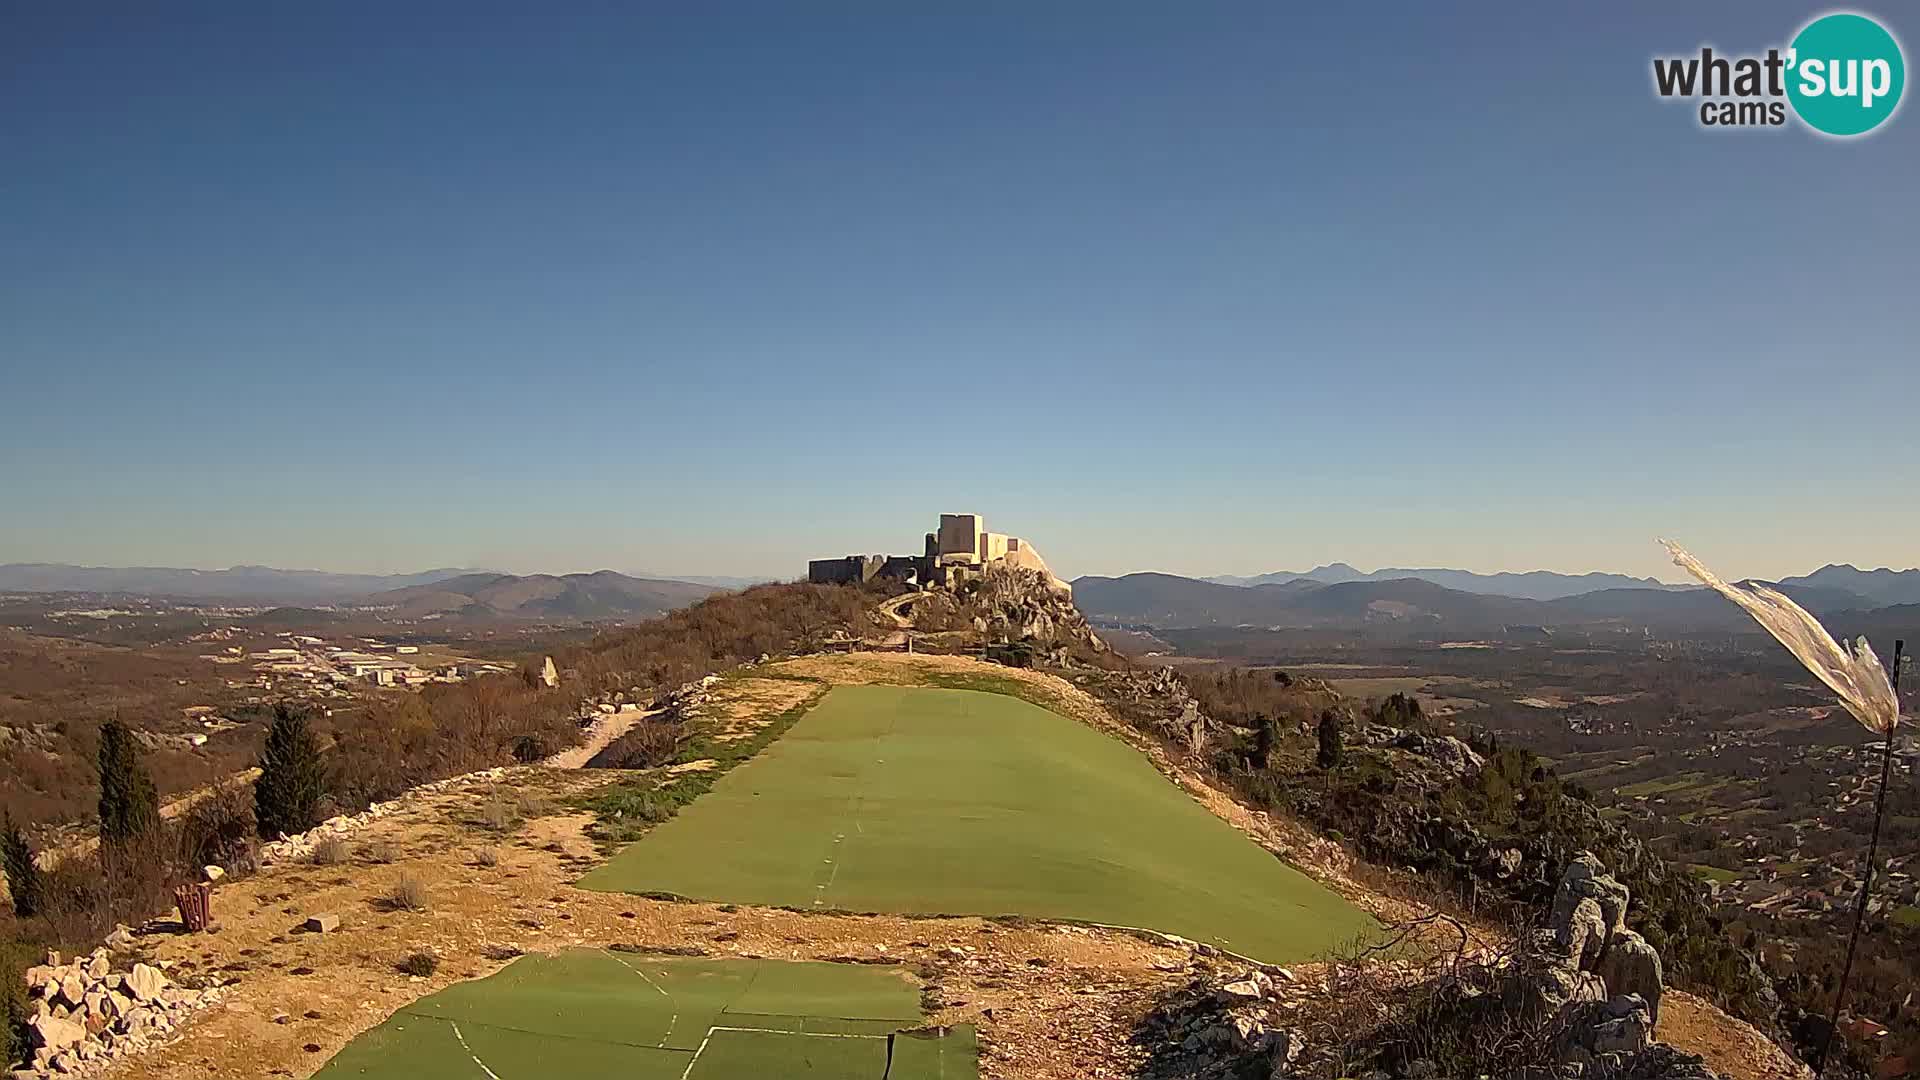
[1,812,41,917]
[1316,708,1344,770]
[1251,713,1276,770]
[97,719,159,844]
[255,704,328,840]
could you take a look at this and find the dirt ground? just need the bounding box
[92,652,1805,1080]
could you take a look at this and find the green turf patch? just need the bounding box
[1688,864,1740,884]
[312,952,971,1079]
[580,685,1376,963]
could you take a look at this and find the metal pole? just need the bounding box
[1814,638,1903,1076]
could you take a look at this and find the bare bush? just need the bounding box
[387,875,429,913]
[362,840,398,865]
[177,783,257,875]
[474,793,517,833]
[310,838,351,866]
[397,949,439,977]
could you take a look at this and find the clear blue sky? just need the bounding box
[4,3,1916,582]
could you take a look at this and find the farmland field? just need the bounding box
[580,684,1374,963]
[312,951,972,1079]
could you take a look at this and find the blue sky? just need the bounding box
[4,3,1916,582]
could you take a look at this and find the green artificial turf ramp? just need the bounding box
[580,684,1375,963]
[312,952,970,1079]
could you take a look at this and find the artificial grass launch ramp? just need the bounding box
[581,684,1374,963]
[312,951,974,1079]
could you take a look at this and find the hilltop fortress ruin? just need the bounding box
[808,513,1068,592]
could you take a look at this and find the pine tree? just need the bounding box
[254,704,328,840]
[97,719,159,844]
[1,812,41,917]
[1316,708,1344,770]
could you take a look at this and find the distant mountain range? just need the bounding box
[1204,563,1685,601]
[0,563,733,616]
[1776,564,1920,607]
[1074,569,1909,635]
[0,563,487,603]
[365,571,718,620]
[1203,561,1920,608]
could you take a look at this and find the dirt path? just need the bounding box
[542,706,662,769]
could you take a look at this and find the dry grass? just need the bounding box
[386,874,429,913]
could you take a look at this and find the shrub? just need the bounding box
[586,720,683,769]
[388,875,429,912]
[1,815,41,918]
[255,705,328,841]
[397,950,439,977]
[474,794,517,833]
[177,784,257,876]
[362,841,398,865]
[310,838,351,866]
[38,827,175,948]
[96,720,159,845]
[3,936,36,1068]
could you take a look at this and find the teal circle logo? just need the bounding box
[1787,12,1905,136]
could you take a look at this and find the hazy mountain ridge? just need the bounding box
[1777,563,1920,607]
[365,570,718,619]
[1075,570,1889,632]
[0,563,487,603]
[1205,563,1686,601]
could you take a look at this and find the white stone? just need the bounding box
[123,964,166,1003]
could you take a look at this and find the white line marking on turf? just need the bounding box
[601,949,678,1048]
[449,1021,504,1080]
[678,1024,893,1080]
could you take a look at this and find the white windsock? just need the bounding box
[1661,540,1899,736]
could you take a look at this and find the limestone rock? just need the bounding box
[55,973,86,1010]
[1552,851,1630,944]
[1559,896,1609,971]
[1216,978,1267,1004]
[29,1013,86,1053]
[306,913,341,933]
[1596,929,1665,1026]
[123,963,166,1003]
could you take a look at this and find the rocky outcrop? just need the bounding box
[1134,966,1303,1079]
[953,565,1105,657]
[1541,851,1659,1027]
[17,948,223,1077]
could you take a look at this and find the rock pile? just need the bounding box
[1134,967,1303,1079]
[17,948,222,1077]
[650,675,720,724]
[257,766,510,866]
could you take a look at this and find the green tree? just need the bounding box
[1251,713,1276,770]
[97,719,159,844]
[1,813,41,917]
[255,704,328,840]
[1316,709,1344,770]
